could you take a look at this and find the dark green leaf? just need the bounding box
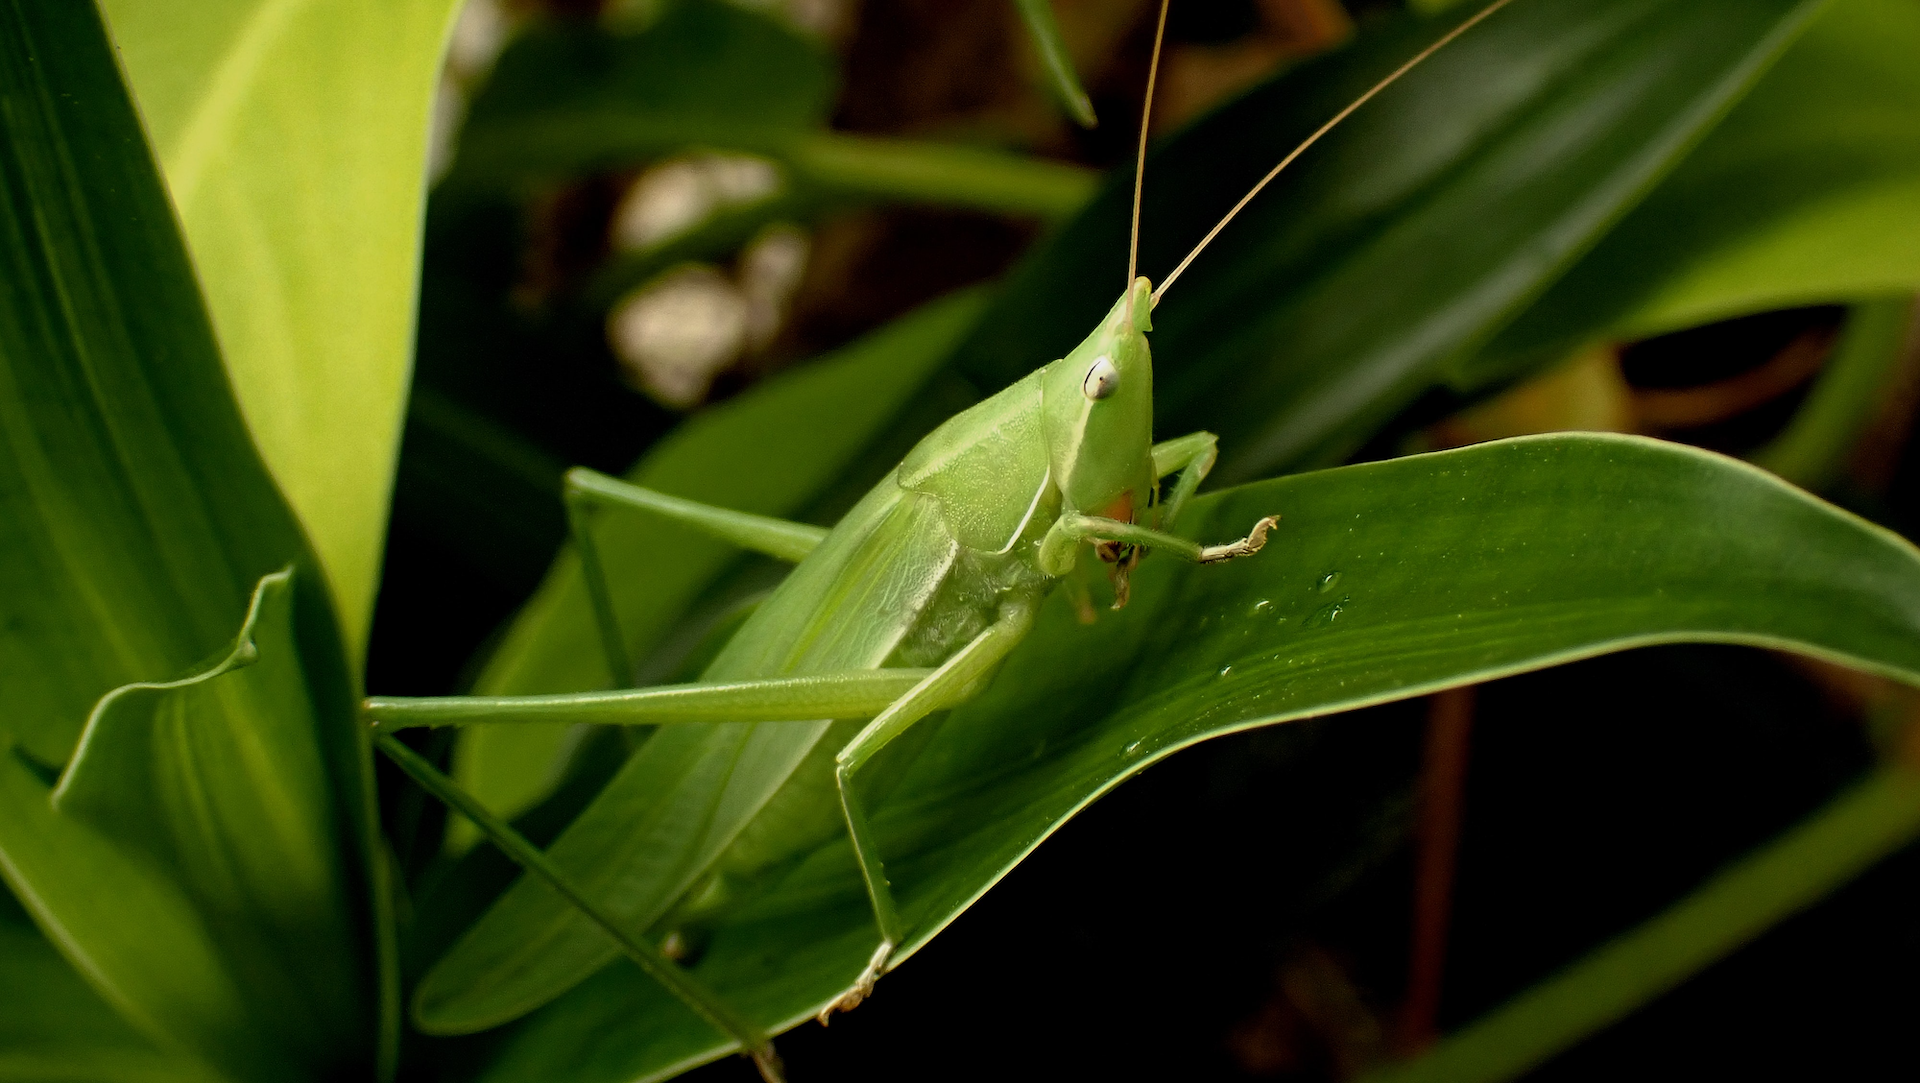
[951,0,1825,477]
[0,4,385,1077]
[466,434,1920,1080]
[0,900,218,1083]
[1467,0,1920,387]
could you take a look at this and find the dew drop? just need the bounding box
[1218,664,1235,678]
[1314,570,1343,594]
[1249,599,1272,616]
[1301,595,1350,629]
[1124,739,1144,755]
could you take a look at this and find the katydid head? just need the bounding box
[1042,276,1156,523]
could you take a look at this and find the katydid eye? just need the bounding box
[1082,356,1119,400]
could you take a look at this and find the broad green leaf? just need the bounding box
[457,433,1920,1080]
[449,292,988,839]
[1364,763,1920,1083]
[8,573,362,1082]
[1471,0,1920,384]
[98,0,466,660]
[0,903,218,1083]
[950,0,1825,477]
[0,5,384,1077]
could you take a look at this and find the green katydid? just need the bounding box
[368,0,1518,1075]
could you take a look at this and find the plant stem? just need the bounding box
[1753,295,1918,489]
[1363,764,1920,1083]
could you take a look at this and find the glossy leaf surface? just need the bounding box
[0,5,381,1077]
[98,0,464,658]
[951,0,1823,477]
[464,434,1920,1081]
[1473,0,1920,384]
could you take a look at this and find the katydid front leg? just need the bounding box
[824,603,1039,1020]
[1037,508,1279,577]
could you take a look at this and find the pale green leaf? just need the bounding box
[99,0,467,660]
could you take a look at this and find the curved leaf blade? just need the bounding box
[7,573,364,1081]
[469,433,1920,1081]
[98,0,466,659]
[1473,0,1920,383]
[0,902,220,1083]
[951,0,1824,477]
[0,5,385,1077]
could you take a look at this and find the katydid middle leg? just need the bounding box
[562,467,830,686]
[1149,430,1219,531]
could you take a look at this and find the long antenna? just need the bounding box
[1151,0,1518,308]
[1128,0,1172,302]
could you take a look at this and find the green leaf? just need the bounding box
[447,291,989,841]
[0,904,219,1083]
[7,573,364,1081]
[1010,0,1097,128]
[97,0,466,660]
[0,4,385,1077]
[950,0,1826,477]
[459,433,1920,1080]
[1471,0,1920,384]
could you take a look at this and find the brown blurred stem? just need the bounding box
[1630,325,1834,430]
[1397,685,1476,1054]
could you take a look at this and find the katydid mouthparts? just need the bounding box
[366,0,1520,1077]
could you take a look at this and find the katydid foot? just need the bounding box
[1199,514,1280,563]
[817,940,894,1023]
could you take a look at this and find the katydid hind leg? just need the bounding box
[821,607,1037,1021]
[374,735,787,1083]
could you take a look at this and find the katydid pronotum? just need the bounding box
[368,1,1518,1076]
